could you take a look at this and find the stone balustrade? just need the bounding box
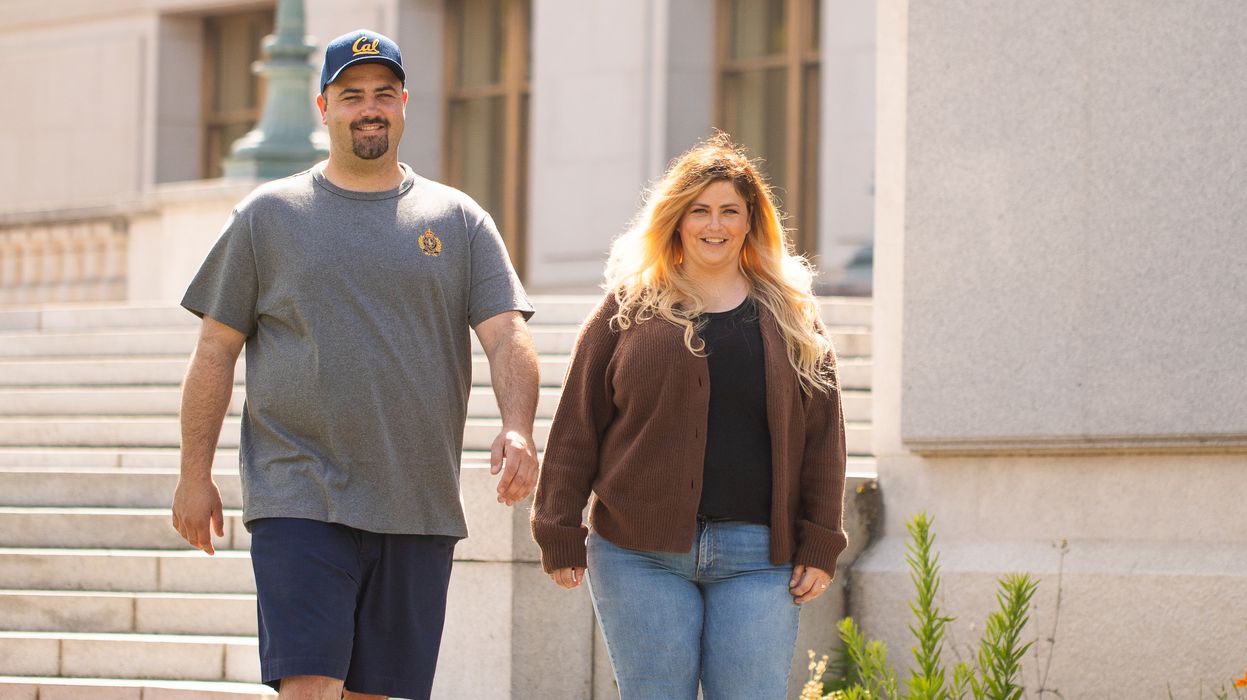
[0,211,130,306]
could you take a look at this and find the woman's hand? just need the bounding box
[550,566,587,589]
[789,564,833,604]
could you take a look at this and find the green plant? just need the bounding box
[803,515,1244,700]
[961,574,1037,700]
[904,513,953,700]
[811,513,1043,700]
[840,616,900,699]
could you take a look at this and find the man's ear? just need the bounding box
[316,93,328,124]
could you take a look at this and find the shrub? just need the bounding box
[800,514,1244,700]
[800,513,1040,700]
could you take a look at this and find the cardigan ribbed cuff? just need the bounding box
[533,523,589,573]
[794,519,849,576]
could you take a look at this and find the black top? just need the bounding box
[696,298,773,524]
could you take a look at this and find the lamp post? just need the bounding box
[223,0,328,179]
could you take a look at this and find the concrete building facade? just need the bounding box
[865,0,1247,695]
[0,0,877,305]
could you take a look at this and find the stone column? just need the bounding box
[526,0,716,292]
[817,0,877,293]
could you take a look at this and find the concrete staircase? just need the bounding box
[0,296,874,699]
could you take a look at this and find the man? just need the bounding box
[171,29,539,700]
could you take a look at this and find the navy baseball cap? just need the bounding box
[320,29,405,94]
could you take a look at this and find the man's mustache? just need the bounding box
[351,118,389,130]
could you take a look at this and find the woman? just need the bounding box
[530,134,848,700]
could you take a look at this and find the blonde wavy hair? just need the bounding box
[604,133,836,394]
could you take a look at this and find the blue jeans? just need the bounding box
[586,519,800,700]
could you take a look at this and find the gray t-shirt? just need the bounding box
[182,162,533,537]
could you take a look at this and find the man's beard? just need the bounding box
[351,118,390,160]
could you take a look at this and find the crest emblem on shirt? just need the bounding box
[419,229,442,257]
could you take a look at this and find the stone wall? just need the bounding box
[864,0,1247,694]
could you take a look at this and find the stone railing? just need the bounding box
[0,209,131,306]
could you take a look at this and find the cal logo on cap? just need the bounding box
[352,36,381,56]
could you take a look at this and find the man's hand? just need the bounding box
[491,429,537,506]
[549,566,586,589]
[171,476,225,555]
[175,315,243,556]
[475,311,539,507]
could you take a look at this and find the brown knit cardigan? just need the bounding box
[529,294,848,575]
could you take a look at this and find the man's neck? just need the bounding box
[321,156,405,192]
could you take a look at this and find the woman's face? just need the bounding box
[677,180,750,278]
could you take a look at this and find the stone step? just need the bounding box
[0,387,248,418]
[0,357,222,388]
[0,300,596,332]
[0,450,878,509]
[834,329,872,357]
[0,326,575,359]
[0,307,196,333]
[0,450,877,508]
[475,356,877,391]
[0,421,878,469]
[819,298,873,327]
[508,296,600,325]
[0,548,255,594]
[0,676,273,699]
[518,298,874,327]
[0,590,256,636]
[0,299,601,332]
[843,390,871,422]
[0,384,872,422]
[0,447,494,470]
[0,448,242,470]
[0,329,200,357]
[0,630,259,684]
[0,354,874,391]
[0,415,873,456]
[0,468,243,509]
[0,297,872,332]
[0,416,548,452]
[0,507,249,551]
[0,499,535,563]
[0,385,568,419]
[0,464,526,565]
[0,325,873,359]
[0,356,876,396]
[0,417,244,449]
[0,355,575,388]
[838,359,873,391]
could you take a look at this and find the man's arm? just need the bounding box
[172,315,246,555]
[473,311,540,506]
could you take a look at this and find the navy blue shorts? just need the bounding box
[248,517,456,699]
